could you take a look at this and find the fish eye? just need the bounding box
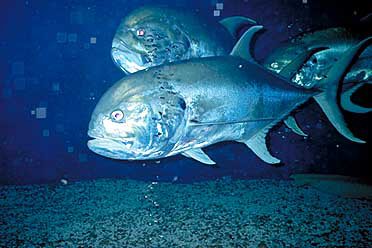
[136,29,145,36]
[111,110,124,122]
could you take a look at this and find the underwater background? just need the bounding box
[1,0,371,185]
[0,0,371,247]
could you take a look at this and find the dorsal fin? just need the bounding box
[314,37,372,143]
[279,47,328,80]
[230,25,264,63]
[219,16,257,38]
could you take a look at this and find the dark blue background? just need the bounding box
[0,0,370,185]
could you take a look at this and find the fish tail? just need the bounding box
[313,37,372,143]
[341,81,372,113]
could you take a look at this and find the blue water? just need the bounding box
[1,1,371,247]
[0,0,370,186]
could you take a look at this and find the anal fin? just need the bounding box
[182,148,216,165]
[284,116,308,136]
[242,132,280,164]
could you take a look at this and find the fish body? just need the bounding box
[88,56,312,162]
[264,27,372,88]
[88,28,370,164]
[111,6,255,73]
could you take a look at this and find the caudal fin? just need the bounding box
[314,37,372,143]
[341,82,372,113]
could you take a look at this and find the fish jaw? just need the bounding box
[87,127,138,160]
[111,38,150,73]
[87,137,136,160]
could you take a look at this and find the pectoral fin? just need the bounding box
[284,116,307,136]
[230,25,264,63]
[219,16,257,38]
[241,132,280,164]
[182,148,216,165]
[341,83,372,113]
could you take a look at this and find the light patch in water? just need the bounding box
[90,37,97,44]
[216,3,224,10]
[36,107,47,119]
[42,129,50,137]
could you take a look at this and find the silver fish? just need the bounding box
[263,28,372,133]
[264,27,372,88]
[88,27,370,165]
[111,6,255,74]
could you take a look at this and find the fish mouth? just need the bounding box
[87,131,136,160]
[111,38,151,73]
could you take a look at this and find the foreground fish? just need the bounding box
[111,6,255,73]
[88,27,370,165]
[290,174,372,199]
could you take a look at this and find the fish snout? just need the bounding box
[111,39,150,73]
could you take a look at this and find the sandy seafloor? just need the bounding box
[0,178,371,248]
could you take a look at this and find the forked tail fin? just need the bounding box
[314,37,372,143]
[341,82,372,113]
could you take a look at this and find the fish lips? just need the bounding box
[87,136,136,160]
[87,129,137,159]
[111,39,151,73]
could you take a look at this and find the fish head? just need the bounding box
[111,7,190,73]
[87,75,187,160]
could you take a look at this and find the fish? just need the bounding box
[264,27,372,87]
[88,26,370,165]
[263,27,372,115]
[111,6,256,74]
[290,174,372,199]
[261,27,372,136]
